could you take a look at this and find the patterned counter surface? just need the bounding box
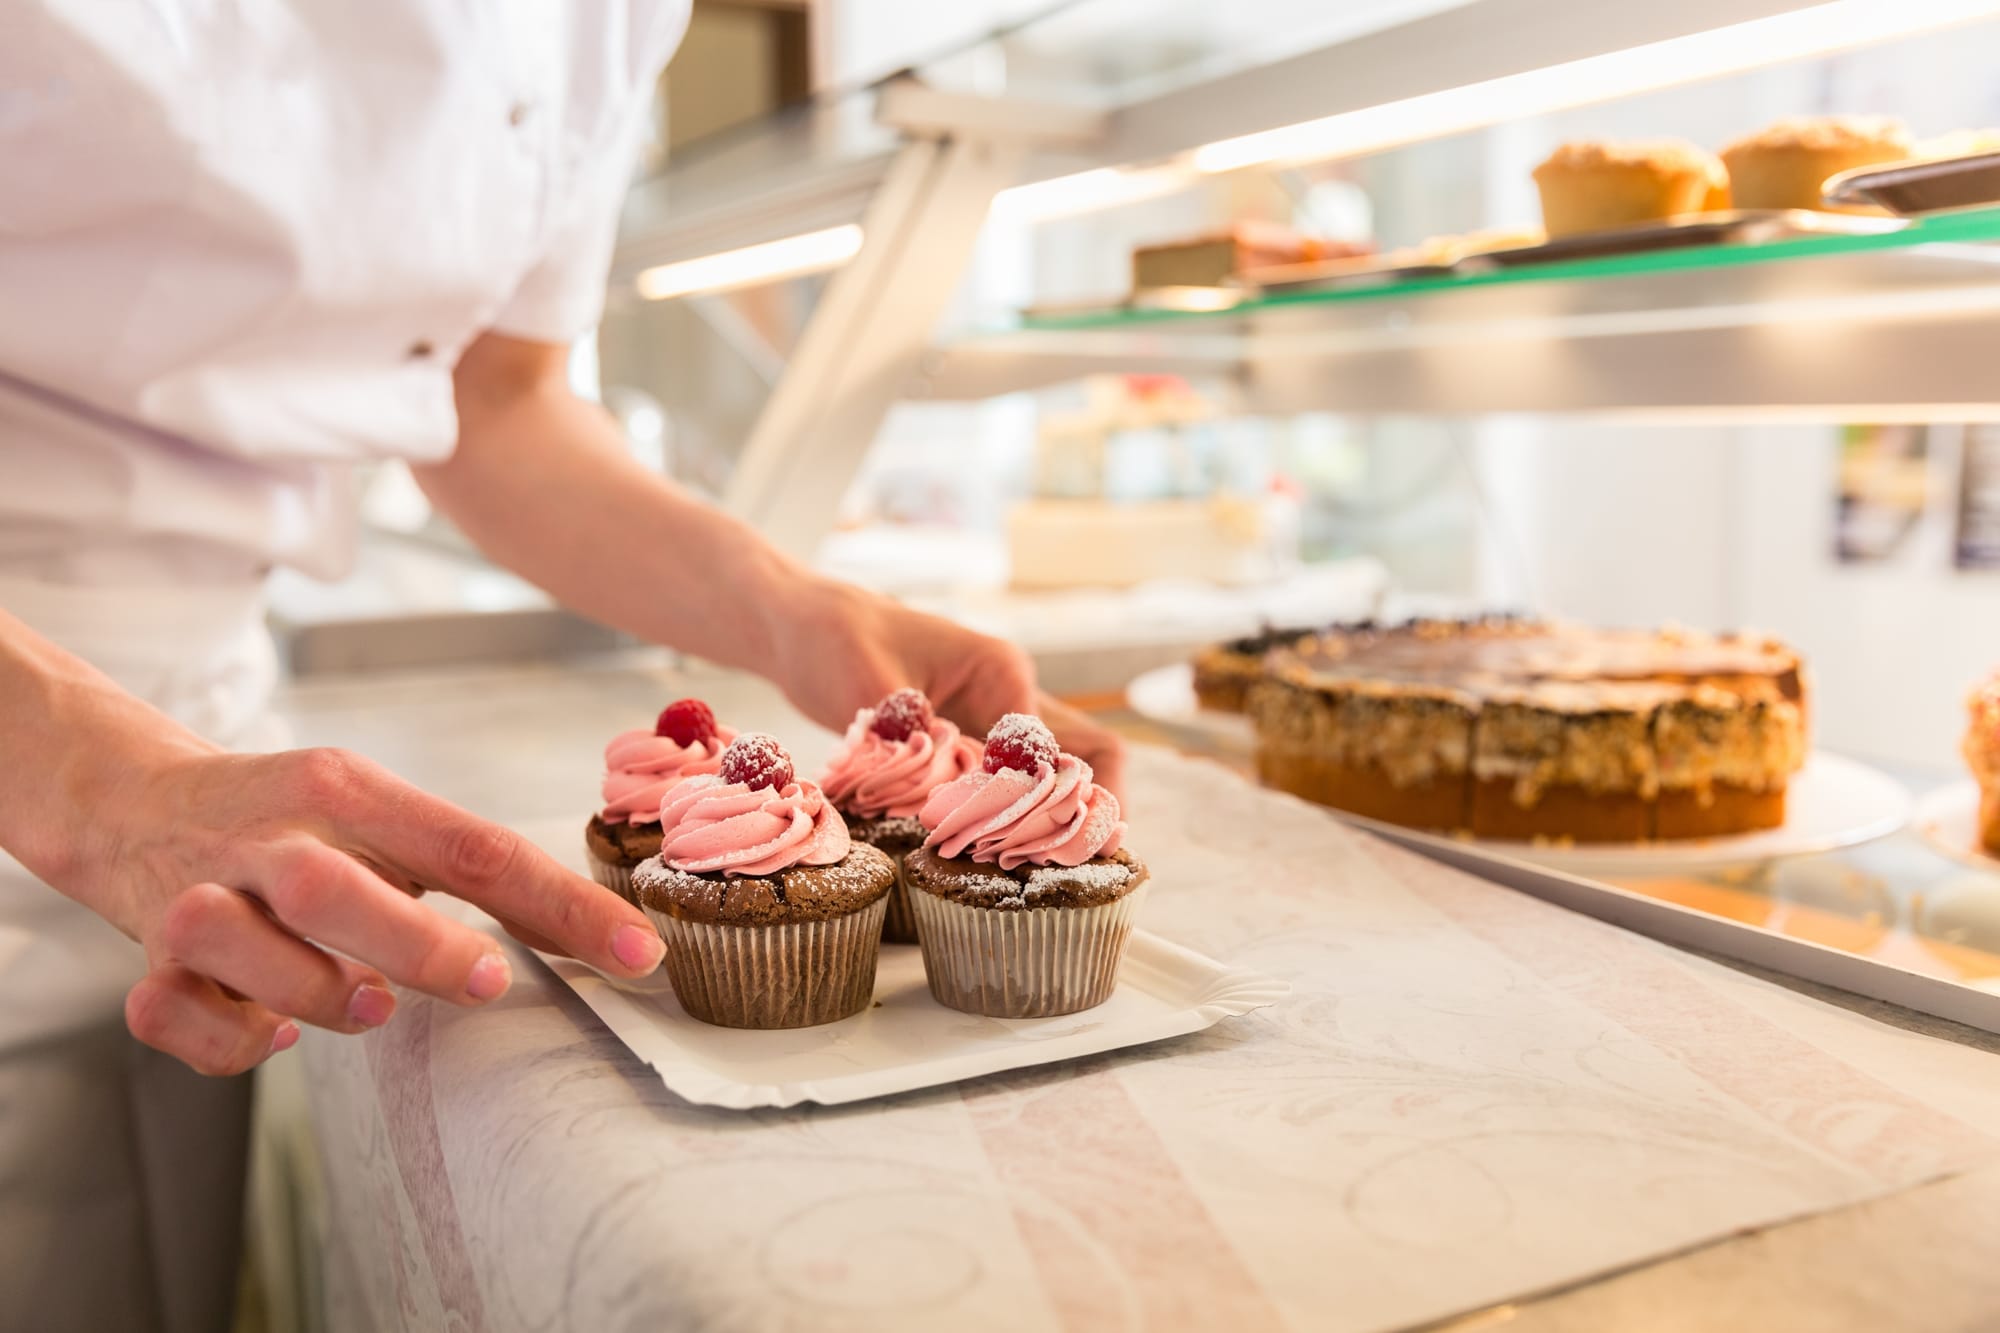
[278,658,2000,1333]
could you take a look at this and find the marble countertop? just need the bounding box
[272,656,2000,1333]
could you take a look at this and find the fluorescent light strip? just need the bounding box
[635,224,865,300]
[1192,0,2000,174]
[992,165,1192,224]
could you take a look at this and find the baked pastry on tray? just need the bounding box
[1963,671,2000,855]
[907,715,1147,1018]
[816,688,982,943]
[1721,116,1913,212]
[1247,618,1809,843]
[1531,138,1729,237]
[1192,624,1328,714]
[584,698,735,902]
[633,734,895,1029]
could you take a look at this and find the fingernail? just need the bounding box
[269,1021,300,1056]
[613,923,665,973]
[347,983,396,1029]
[466,951,512,1001]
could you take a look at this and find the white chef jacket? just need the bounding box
[0,11,688,1327]
[0,0,690,585]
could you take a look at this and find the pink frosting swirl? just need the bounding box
[656,774,851,877]
[818,710,983,818]
[598,725,738,824]
[919,755,1125,870]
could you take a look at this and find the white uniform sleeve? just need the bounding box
[488,89,654,346]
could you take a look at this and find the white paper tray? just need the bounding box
[536,931,1286,1109]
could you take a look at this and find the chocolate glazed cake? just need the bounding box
[1247,619,1808,843]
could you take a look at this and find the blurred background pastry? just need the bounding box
[1531,138,1728,237]
[1131,220,1368,290]
[1720,115,1913,211]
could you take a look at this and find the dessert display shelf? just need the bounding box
[916,206,2000,415]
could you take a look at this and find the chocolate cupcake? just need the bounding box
[632,734,895,1029]
[816,688,982,943]
[908,715,1147,1018]
[583,698,734,903]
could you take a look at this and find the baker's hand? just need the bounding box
[769,578,1127,799]
[73,746,663,1077]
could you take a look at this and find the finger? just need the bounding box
[316,766,663,978]
[496,917,565,955]
[125,964,298,1077]
[247,839,519,1005]
[1036,691,1128,804]
[159,882,395,1033]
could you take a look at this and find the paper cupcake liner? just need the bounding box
[881,866,919,945]
[908,882,1149,1018]
[642,897,889,1029]
[585,845,638,906]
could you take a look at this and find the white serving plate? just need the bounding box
[1913,781,2000,872]
[1126,662,1254,748]
[517,817,1285,1109]
[536,933,1286,1110]
[1323,752,1911,877]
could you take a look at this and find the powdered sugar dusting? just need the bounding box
[870,688,933,741]
[987,712,1055,749]
[1025,860,1133,892]
[720,732,794,790]
[982,712,1058,775]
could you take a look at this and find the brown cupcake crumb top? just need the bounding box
[585,813,664,868]
[634,843,895,926]
[905,845,1147,912]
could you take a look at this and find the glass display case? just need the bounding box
[596,0,2000,1032]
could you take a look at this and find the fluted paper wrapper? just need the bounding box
[909,883,1150,1018]
[643,897,889,1029]
[584,844,638,906]
[881,867,918,945]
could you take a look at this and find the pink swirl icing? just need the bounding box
[818,710,983,819]
[919,754,1125,870]
[598,725,738,824]
[656,774,851,876]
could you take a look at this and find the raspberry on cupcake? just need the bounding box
[632,733,896,1029]
[583,698,736,902]
[906,714,1147,1017]
[816,688,982,943]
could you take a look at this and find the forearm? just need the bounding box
[418,354,825,674]
[0,610,215,905]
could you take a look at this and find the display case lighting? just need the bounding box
[1191,0,2000,174]
[634,224,865,300]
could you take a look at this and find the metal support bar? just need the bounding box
[723,106,1037,556]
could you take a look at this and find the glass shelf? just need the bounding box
[1016,207,2000,333]
[916,208,2000,415]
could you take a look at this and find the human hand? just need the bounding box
[59,745,664,1076]
[767,578,1127,799]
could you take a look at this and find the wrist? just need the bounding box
[15,671,215,928]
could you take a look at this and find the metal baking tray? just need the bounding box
[1243,254,1456,295]
[1456,209,1907,271]
[1823,152,2000,215]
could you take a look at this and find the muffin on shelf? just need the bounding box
[816,688,982,943]
[1531,138,1729,237]
[583,698,736,902]
[1963,673,2000,855]
[906,715,1148,1018]
[1720,116,1913,212]
[632,733,896,1029]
